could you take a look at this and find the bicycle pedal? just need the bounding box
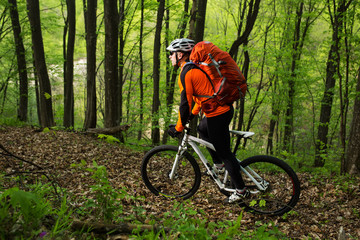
[203,170,212,177]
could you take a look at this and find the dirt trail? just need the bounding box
[1,126,359,239]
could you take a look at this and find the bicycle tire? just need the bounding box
[141,145,201,200]
[239,155,300,216]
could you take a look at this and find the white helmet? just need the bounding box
[166,38,195,52]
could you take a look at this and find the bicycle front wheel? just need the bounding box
[240,155,300,216]
[141,145,201,199]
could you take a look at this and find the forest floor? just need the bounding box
[1,126,359,239]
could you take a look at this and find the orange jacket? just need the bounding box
[175,62,230,132]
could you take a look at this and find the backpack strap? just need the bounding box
[182,61,216,99]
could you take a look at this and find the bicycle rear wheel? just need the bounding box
[141,145,201,199]
[240,155,300,216]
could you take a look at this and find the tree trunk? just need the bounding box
[179,0,190,39]
[283,2,304,153]
[0,72,11,115]
[339,10,352,173]
[267,74,280,155]
[26,0,55,128]
[314,0,350,167]
[151,0,165,145]
[162,3,171,144]
[137,0,144,140]
[8,0,28,122]
[83,0,98,129]
[283,1,315,153]
[104,0,119,128]
[162,0,189,144]
[187,0,207,134]
[239,40,250,132]
[118,0,125,125]
[32,56,41,126]
[125,62,135,124]
[188,0,197,39]
[63,0,76,128]
[194,0,207,43]
[229,0,261,132]
[344,65,360,175]
[228,0,261,58]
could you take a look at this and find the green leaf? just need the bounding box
[44,92,51,99]
[259,199,266,207]
[249,200,257,207]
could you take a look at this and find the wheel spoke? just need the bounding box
[141,146,201,199]
[240,156,300,215]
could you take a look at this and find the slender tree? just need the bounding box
[151,0,165,145]
[228,0,261,58]
[187,0,208,134]
[118,0,125,125]
[194,0,207,43]
[8,0,28,122]
[137,0,144,140]
[266,0,289,155]
[344,65,360,175]
[267,74,281,155]
[0,66,14,115]
[314,0,353,167]
[104,0,119,128]
[26,0,54,127]
[339,4,355,173]
[283,1,304,153]
[228,0,261,132]
[83,0,98,129]
[63,0,76,128]
[283,0,321,153]
[188,0,196,39]
[162,0,190,144]
[162,0,171,144]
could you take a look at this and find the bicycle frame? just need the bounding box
[169,129,269,194]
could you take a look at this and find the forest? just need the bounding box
[0,0,359,239]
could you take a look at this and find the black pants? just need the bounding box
[197,106,245,189]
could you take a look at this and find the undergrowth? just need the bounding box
[0,162,286,239]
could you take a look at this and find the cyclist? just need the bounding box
[166,38,249,203]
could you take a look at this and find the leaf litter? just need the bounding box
[0,126,359,239]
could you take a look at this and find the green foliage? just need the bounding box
[97,134,121,144]
[134,201,286,239]
[281,210,299,220]
[216,214,243,239]
[0,186,72,239]
[84,161,126,222]
[1,158,292,239]
[133,201,213,239]
[71,160,144,223]
[163,202,210,239]
[42,127,51,133]
[0,0,359,167]
[332,174,359,196]
[0,117,30,127]
[1,188,50,231]
[51,195,73,237]
[242,221,287,239]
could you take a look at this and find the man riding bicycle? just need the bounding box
[166,38,249,203]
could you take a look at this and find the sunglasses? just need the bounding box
[169,51,176,56]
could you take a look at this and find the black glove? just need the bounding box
[168,124,181,138]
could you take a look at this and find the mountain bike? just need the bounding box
[141,127,300,216]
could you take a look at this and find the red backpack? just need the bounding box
[189,41,247,113]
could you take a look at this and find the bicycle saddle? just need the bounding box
[229,130,255,139]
